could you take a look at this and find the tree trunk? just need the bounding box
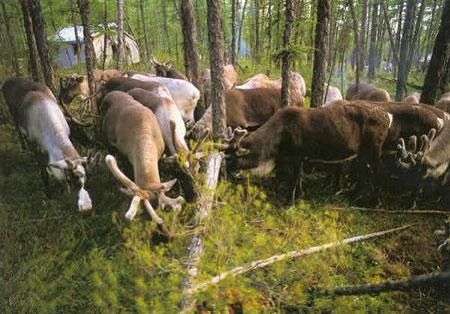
[20,0,42,82]
[421,0,450,105]
[206,0,226,140]
[266,0,273,74]
[395,0,415,101]
[238,0,249,56]
[281,0,294,107]
[360,0,369,67]
[440,55,450,94]
[180,0,200,89]
[349,1,361,93]
[28,0,56,94]
[423,0,438,73]
[117,0,125,71]
[69,0,82,72]
[102,0,108,70]
[1,1,20,75]
[231,0,237,66]
[381,1,399,67]
[139,0,151,60]
[311,0,330,108]
[77,0,97,114]
[393,0,404,78]
[367,0,379,80]
[252,0,260,61]
[162,0,171,54]
[407,0,425,74]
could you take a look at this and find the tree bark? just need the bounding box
[360,0,369,67]
[252,0,260,61]
[139,0,151,60]
[20,0,42,82]
[393,0,404,78]
[69,0,82,72]
[367,0,379,80]
[117,0,125,71]
[180,0,200,88]
[349,1,361,94]
[102,0,108,70]
[311,0,330,108]
[281,0,295,108]
[266,0,273,74]
[77,0,97,114]
[1,1,20,75]
[238,0,249,56]
[395,0,414,101]
[162,0,171,54]
[28,0,56,94]
[407,0,425,74]
[421,0,450,105]
[423,0,438,73]
[231,0,238,66]
[206,0,226,140]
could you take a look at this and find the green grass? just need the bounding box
[0,64,449,312]
[0,123,448,313]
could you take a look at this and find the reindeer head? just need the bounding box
[59,74,88,104]
[105,155,183,222]
[150,56,173,77]
[47,153,100,211]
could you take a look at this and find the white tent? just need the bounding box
[50,23,140,68]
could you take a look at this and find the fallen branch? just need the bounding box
[332,206,450,215]
[180,152,223,312]
[317,270,450,297]
[186,224,412,295]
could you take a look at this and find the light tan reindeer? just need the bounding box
[101,91,183,221]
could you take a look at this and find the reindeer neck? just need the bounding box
[131,149,161,190]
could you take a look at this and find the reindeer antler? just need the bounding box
[105,155,163,223]
[397,128,438,170]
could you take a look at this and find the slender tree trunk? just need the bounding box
[407,0,425,74]
[102,0,108,70]
[367,0,379,80]
[423,0,438,73]
[395,0,415,101]
[231,0,237,66]
[20,0,42,82]
[180,0,200,88]
[281,0,295,107]
[252,0,260,61]
[117,0,125,71]
[381,1,399,67]
[360,0,368,67]
[1,1,20,75]
[421,0,450,105]
[440,55,450,94]
[162,0,171,54]
[238,0,249,57]
[349,1,361,92]
[266,0,273,74]
[311,0,330,108]
[77,0,97,114]
[393,0,404,78]
[69,0,82,72]
[140,0,151,60]
[28,0,56,94]
[206,0,226,140]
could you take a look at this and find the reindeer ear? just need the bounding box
[76,75,84,83]
[48,159,69,169]
[160,178,177,192]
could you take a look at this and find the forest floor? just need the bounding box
[0,119,449,312]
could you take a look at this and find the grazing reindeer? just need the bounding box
[229,104,391,200]
[101,91,183,221]
[2,77,93,211]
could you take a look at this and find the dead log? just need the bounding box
[186,224,412,295]
[180,152,223,312]
[332,206,450,216]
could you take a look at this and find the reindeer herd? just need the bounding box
[2,59,450,221]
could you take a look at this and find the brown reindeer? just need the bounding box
[101,91,182,221]
[191,88,284,139]
[150,56,189,81]
[346,83,391,102]
[229,104,391,199]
